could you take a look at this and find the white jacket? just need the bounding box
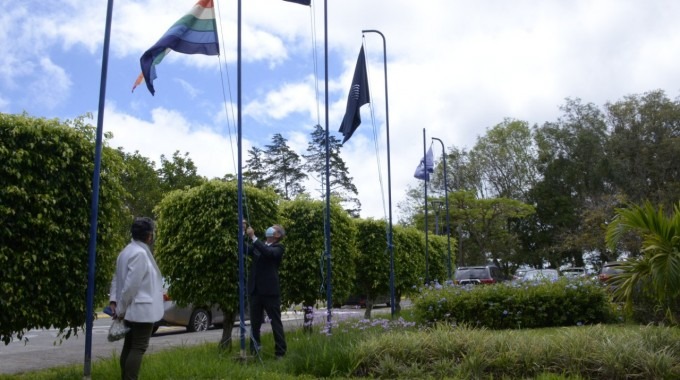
[109,240,164,323]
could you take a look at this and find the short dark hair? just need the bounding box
[272,224,285,239]
[131,217,155,241]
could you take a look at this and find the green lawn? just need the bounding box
[3,311,680,379]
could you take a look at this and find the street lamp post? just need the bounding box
[430,199,443,235]
[362,29,396,318]
[431,136,452,280]
[458,225,464,267]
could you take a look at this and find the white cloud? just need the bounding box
[105,105,246,180]
[175,78,200,99]
[7,0,680,221]
[27,58,72,110]
[244,76,317,122]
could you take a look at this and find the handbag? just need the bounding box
[107,319,130,342]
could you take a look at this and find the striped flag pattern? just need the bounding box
[132,0,219,95]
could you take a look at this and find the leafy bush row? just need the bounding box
[155,184,453,319]
[0,113,128,345]
[413,278,613,329]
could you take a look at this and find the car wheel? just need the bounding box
[187,308,210,332]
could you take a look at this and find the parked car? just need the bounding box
[519,269,559,282]
[513,268,528,280]
[598,262,624,284]
[153,285,226,334]
[561,267,587,279]
[454,265,505,285]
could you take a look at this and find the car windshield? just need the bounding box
[455,268,488,279]
[523,270,558,280]
[562,269,585,277]
[601,266,623,275]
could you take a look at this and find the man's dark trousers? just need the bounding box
[249,293,286,357]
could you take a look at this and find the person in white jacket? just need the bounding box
[109,217,164,380]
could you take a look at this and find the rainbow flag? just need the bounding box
[132,0,219,95]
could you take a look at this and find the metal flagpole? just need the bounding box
[83,0,114,377]
[361,29,395,317]
[422,128,429,284]
[236,0,247,357]
[432,137,452,280]
[323,0,334,333]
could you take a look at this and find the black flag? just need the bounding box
[339,46,370,144]
[283,0,311,5]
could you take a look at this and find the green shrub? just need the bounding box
[413,278,613,329]
[279,197,357,309]
[155,180,279,315]
[392,225,427,301]
[0,113,128,345]
[630,281,680,325]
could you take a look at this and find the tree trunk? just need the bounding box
[364,299,373,319]
[394,293,402,313]
[218,310,237,350]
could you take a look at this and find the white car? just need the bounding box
[153,290,226,334]
[152,278,233,334]
[520,269,559,282]
[561,267,587,279]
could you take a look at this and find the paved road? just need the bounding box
[0,307,384,376]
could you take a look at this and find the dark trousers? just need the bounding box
[249,294,287,357]
[120,321,154,380]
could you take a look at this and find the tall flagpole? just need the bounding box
[83,0,114,377]
[361,30,395,318]
[432,137,452,280]
[323,0,334,333]
[236,0,247,357]
[422,128,430,284]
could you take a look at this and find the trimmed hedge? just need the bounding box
[155,180,279,314]
[0,113,128,345]
[414,277,613,329]
[279,198,357,309]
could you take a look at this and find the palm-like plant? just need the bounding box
[605,201,680,322]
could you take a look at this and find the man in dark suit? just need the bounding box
[245,224,287,359]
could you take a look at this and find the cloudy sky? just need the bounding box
[2,0,680,221]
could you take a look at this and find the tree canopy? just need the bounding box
[406,89,680,271]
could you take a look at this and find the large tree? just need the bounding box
[444,191,534,271]
[244,146,270,189]
[430,146,483,197]
[263,133,308,200]
[117,149,163,218]
[529,98,613,266]
[158,150,206,193]
[469,119,539,201]
[606,90,680,210]
[303,124,361,217]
